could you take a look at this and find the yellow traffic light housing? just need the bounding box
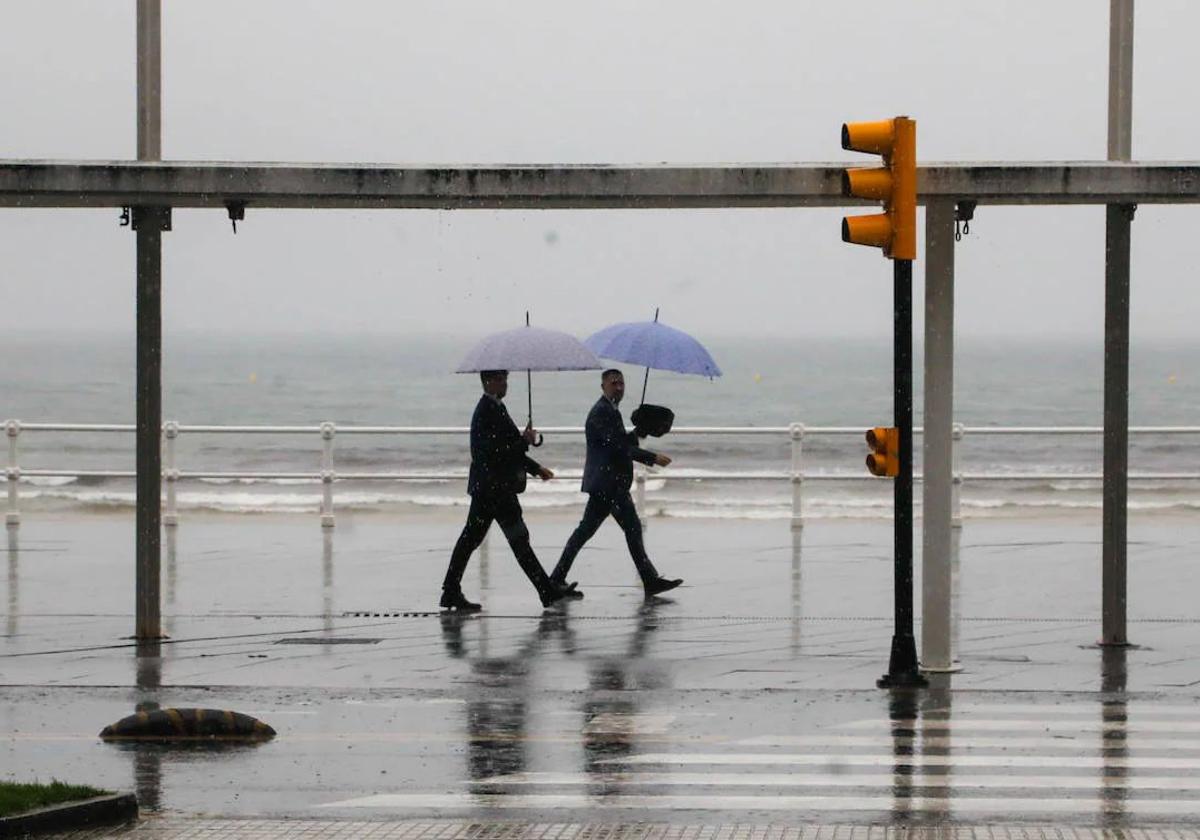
[866,426,900,478]
[841,116,916,261]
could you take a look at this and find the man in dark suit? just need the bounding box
[550,369,683,598]
[441,370,573,611]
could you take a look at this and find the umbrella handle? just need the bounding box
[531,433,544,448]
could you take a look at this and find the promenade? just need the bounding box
[3,510,1200,836]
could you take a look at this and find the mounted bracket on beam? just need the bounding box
[225,200,246,233]
[955,200,974,241]
[131,206,172,232]
[954,200,976,241]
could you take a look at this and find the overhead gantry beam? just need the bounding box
[1,160,1199,209]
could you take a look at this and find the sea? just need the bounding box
[2,332,1199,521]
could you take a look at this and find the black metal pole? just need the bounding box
[1102,203,1133,646]
[134,205,169,640]
[879,257,926,688]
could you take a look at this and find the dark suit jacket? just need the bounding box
[580,397,657,497]
[467,395,542,497]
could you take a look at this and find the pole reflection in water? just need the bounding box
[111,632,271,813]
[1100,644,1129,825]
[132,640,164,811]
[950,526,962,666]
[919,675,953,823]
[887,689,919,822]
[6,524,17,638]
[790,524,802,656]
[441,612,573,792]
[164,527,177,638]
[582,603,667,798]
[322,529,334,638]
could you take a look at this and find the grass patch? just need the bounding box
[0,780,110,818]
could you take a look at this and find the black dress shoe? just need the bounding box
[540,580,579,608]
[560,581,585,600]
[644,577,683,597]
[440,590,482,612]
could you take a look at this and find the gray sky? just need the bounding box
[2,1,1198,340]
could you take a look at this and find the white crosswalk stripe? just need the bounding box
[322,704,1200,820]
[736,735,1200,750]
[322,793,1200,816]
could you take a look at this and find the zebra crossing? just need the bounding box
[322,700,1200,822]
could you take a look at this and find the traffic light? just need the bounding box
[841,116,916,260]
[866,426,899,477]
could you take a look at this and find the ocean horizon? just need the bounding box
[3,332,1198,521]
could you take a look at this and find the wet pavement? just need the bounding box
[4,511,1200,833]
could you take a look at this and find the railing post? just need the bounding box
[789,422,804,530]
[163,421,178,527]
[951,422,964,528]
[320,422,336,528]
[5,420,19,526]
[635,467,647,530]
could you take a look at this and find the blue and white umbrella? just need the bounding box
[584,309,722,404]
[456,313,601,427]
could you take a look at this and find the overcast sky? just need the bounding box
[2,1,1198,341]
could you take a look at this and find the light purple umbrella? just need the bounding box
[584,309,722,404]
[456,313,601,427]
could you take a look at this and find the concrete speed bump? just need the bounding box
[99,708,276,741]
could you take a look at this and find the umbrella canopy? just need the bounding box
[584,317,722,378]
[455,325,601,374]
[455,317,601,431]
[584,310,721,407]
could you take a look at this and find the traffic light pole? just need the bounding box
[879,257,926,688]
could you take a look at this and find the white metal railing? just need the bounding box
[5,419,1200,529]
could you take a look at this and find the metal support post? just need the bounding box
[789,423,804,530]
[1108,0,1134,164]
[1102,0,1134,647]
[921,200,958,672]
[136,0,162,162]
[320,422,336,528]
[134,0,165,644]
[5,420,19,526]
[163,421,178,527]
[879,258,926,688]
[1103,203,1134,646]
[134,206,170,641]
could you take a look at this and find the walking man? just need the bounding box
[441,370,574,611]
[551,369,683,598]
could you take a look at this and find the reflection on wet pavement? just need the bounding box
[4,517,1200,827]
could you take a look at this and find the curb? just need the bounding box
[0,792,137,837]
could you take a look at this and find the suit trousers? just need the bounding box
[552,491,659,585]
[444,493,553,595]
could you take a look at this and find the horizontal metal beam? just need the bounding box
[1,160,1199,209]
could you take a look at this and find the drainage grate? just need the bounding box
[274,637,382,645]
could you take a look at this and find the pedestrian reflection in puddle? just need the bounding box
[440,611,574,791]
[582,601,669,798]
